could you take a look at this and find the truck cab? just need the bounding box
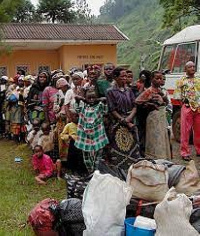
[158,25,200,141]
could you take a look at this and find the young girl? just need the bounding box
[32,145,61,185]
[60,110,87,175]
[74,87,109,173]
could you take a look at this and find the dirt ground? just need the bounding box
[170,136,200,171]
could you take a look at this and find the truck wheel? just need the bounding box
[172,110,181,142]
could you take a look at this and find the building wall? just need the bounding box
[0,44,117,77]
[59,44,117,72]
[0,50,59,77]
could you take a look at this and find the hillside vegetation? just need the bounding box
[98,0,172,75]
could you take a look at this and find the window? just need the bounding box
[160,43,197,74]
[38,66,50,73]
[159,45,176,71]
[16,65,29,74]
[0,66,7,76]
[171,43,197,73]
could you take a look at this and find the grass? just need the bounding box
[0,139,66,235]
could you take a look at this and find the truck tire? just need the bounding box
[172,110,181,142]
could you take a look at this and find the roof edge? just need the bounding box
[113,25,130,41]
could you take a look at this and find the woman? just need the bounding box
[42,72,60,124]
[64,71,84,122]
[54,77,71,159]
[27,71,50,123]
[136,70,171,159]
[106,67,141,171]
[8,81,26,142]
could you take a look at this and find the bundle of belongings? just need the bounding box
[28,198,85,236]
[28,159,200,235]
[82,159,200,235]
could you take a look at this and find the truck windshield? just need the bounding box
[160,42,197,73]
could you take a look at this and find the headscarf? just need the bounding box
[72,71,84,79]
[56,78,70,89]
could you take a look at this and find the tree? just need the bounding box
[159,0,200,30]
[74,0,92,23]
[12,0,36,23]
[37,0,76,23]
[0,0,25,22]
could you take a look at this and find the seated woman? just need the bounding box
[106,67,141,171]
[136,70,171,159]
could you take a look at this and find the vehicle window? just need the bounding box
[172,43,197,73]
[160,45,176,71]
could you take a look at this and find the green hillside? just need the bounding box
[98,0,172,75]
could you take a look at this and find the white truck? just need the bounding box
[158,25,200,141]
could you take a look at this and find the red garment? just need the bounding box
[136,80,144,91]
[32,154,55,178]
[181,105,200,156]
[136,86,161,104]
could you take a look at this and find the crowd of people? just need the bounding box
[0,63,172,184]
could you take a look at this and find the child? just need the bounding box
[38,122,54,160]
[74,87,109,173]
[60,109,87,175]
[32,145,61,184]
[26,118,42,150]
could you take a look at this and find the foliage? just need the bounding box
[159,0,200,30]
[99,0,143,21]
[98,0,172,75]
[37,0,76,23]
[12,0,36,23]
[0,0,93,24]
[0,0,24,22]
[0,140,66,234]
[74,0,93,23]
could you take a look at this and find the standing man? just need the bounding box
[96,63,115,97]
[174,61,200,160]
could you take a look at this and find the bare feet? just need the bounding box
[35,176,47,185]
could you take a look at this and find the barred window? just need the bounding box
[38,66,50,73]
[0,66,7,76]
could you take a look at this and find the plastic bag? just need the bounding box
[82,171,133,236]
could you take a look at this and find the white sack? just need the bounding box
[82,171,133,236]
[154,187,199,236]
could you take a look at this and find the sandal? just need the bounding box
[182,156,191,161]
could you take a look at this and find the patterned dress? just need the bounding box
[106,85,141,170]
[136,86,171,159]
[74,101,108,152]
[74,101,109,171]
[42,86,58,124]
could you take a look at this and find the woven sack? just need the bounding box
[175,160,200,196]
[127,160,169,202]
